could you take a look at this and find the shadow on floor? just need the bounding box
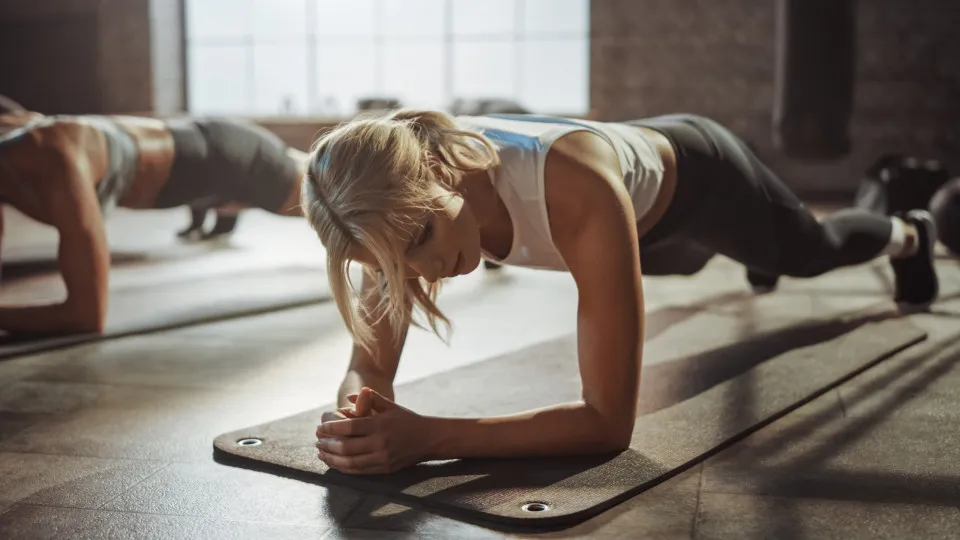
[212,302,925,534]
[1,240,241,284]
[638,307,902,415]
[711,329,960,540]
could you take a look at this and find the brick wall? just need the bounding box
[0,0,184,114]
[590,0,960,195]
[97,0,154,114]
[0,11,102,114]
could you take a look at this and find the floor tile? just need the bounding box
[696,493,960,540]
[101,461,363,527]
[701,412,960,507]
[0,383,324,461]
[0,452,163,509]
[0,504,331,540]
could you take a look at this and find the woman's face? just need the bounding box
[352,183,484,283]
[403,183,483,282]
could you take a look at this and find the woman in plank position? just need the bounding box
[305,109,938,474]
[0,111,307,335]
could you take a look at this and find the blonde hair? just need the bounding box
[301,108,500,350]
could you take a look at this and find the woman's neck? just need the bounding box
[458,169,499,228]
[458,168,514,259]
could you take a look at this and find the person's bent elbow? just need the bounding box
[63,299,106,334]
[600,423,634,453]
[587,405,635,453]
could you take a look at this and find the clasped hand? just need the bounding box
[315,387,431,475]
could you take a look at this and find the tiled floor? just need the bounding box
[2,209,960,538]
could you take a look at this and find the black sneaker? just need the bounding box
[746,268,779,294]
[891,210,939,310]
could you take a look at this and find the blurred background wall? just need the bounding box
[0,0,956,198]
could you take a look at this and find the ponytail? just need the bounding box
[388,108,500,186]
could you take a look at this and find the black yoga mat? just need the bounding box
[213,316,925,530]
[0,266,329,360]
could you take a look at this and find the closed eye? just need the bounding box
[410,219,433,250]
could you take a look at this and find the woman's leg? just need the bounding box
[639,239,716,276]
[177,205,208,238]
[205,207,240,238]
[156,118,298,214]
[641,115,938,307]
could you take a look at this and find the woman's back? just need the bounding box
[454,113,667,270]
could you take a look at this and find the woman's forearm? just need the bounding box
[426,401,632,461]
[337,369,395,408]
[0,302,100,335]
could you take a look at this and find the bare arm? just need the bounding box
[427,179,644,458]
[318,137,647,472]
[320,174,645,469]
[0,152,109,335]
[422,134,644,458]
[337,270,412,407]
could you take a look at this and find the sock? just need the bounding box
[881,216,909,257]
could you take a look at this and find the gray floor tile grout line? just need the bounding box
[692,462,704,540]
[336,492,376,528]
[0,450,331,469]
[323,528,459,539]
[94,462,173,510]
[319,529,450,540]
[0,448,178,463]
[3,377,231,391]
[836,388,849,418]
[4,501,336,530]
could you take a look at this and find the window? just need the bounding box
[185,0,589,117]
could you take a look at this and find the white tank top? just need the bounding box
[455,114,665,271]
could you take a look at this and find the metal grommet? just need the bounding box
[521,502,551,513]
[237,438,263,447]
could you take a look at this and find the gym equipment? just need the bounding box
[215,313,923,529]
[854,153,951,215]
[773,0,856,160]
[929,177,960,255]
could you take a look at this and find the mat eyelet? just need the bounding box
[521,502,551,513]
[237,438,263,447]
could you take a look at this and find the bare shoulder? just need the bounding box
[543,130,635,246]
[1,116,103,158]
[0,118,105,221]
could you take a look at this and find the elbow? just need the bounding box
[76,317,105,335]
[587,406,634,453]
[600,427,633,453]
[67,313,105,335]
[64,301,106,335]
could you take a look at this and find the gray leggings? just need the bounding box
[630,115,893,278]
